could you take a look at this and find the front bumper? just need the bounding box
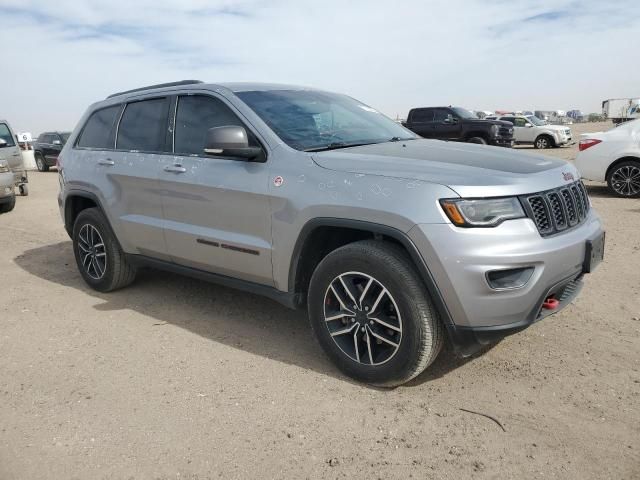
[409,210,604,355]
[490,137,514,147]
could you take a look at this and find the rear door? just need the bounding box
[71,99,170,260]
[158,93,273,286]
[0,122,23,176]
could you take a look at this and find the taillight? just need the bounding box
[579,139,602,151]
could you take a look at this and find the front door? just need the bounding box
[158,93,273,286]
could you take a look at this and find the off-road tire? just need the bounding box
[72,207,136,292]
[308,240,443,387]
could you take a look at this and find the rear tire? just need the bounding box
[534,135,554,149]
[35,154,49,172]
[0,196,16,214]
[606,160,640,198]
[467,136,487,145]
[308,240,443,387]
[72,207,137,292]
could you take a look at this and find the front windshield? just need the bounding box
[235,89,416,151]
[525,115,546,126]
[451,107,477,119]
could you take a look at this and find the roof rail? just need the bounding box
[107,80,203,99]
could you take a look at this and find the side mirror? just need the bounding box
[443,114,455,124]
[525,123,533,128]
[0,139,6,148]
[52,139,62,145]
[204,126,263,161]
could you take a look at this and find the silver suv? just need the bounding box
[58,81,605,386]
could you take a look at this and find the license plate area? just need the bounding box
[584,232,605,273]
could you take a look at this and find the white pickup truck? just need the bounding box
[488,114,573,149]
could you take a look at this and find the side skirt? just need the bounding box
[126,255,299,310]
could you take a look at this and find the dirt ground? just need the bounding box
[1,121,638,479]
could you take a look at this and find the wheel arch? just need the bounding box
[288,218,454,328]
[63,190,105,236]
[605,155,640,181]
[535,133,555,146]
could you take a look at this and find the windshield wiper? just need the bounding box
[389,136,417,142]
[304,142,374,152]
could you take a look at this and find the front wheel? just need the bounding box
[0,196,16,214]
[308,240,443,387]
[607,160,640,198]
[467,136,487,145]
[534,135,554,149]
[18,184,29,196]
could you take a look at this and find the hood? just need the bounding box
[311,139,579,197]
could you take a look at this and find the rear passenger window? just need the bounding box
[117,98,169,152]
[411,109,433,122]
[174,95,247,155]
[77,106,121,149]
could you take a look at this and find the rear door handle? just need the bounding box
[98,159,114,166]
[164,164,187,173]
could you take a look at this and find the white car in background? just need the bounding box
[489,114,573,149]
[576,119,640,198]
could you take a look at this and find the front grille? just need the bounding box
[498,126,513,138]
[522,180,590,237]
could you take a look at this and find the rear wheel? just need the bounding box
[534,135,554,149]
[72,208,137,292]
[35,154,49,172]
[308,240,443,387]
[467,136,487,145]
[0,196,15,214]
[607,160,640,198]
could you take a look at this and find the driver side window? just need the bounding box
[514,117,527,127]
[174,95,257,156]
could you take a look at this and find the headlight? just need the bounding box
[440,197,525,227]
[0,163,9,173]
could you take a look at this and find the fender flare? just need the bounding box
[287,217,454,329]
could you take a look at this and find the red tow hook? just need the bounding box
[542,297,560,310]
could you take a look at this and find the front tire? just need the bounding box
[72,208,137,292]
[607,160,640,198]
[308,240,443,386]
[0,196,16,214]
[534,135,554,149]
[35,154,49,172]
[467,136,487,145]
[19,184,29,196]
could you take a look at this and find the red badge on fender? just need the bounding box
[273,176,284,187]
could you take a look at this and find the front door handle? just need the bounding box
[164,164,187,173]
[98,159,114,166]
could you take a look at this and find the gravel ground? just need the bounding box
[1,121,638,479]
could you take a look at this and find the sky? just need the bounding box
[1,0,639,134]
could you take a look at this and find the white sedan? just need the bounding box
[575,119,640,198]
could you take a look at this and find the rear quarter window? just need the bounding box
[77,105,121,149]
